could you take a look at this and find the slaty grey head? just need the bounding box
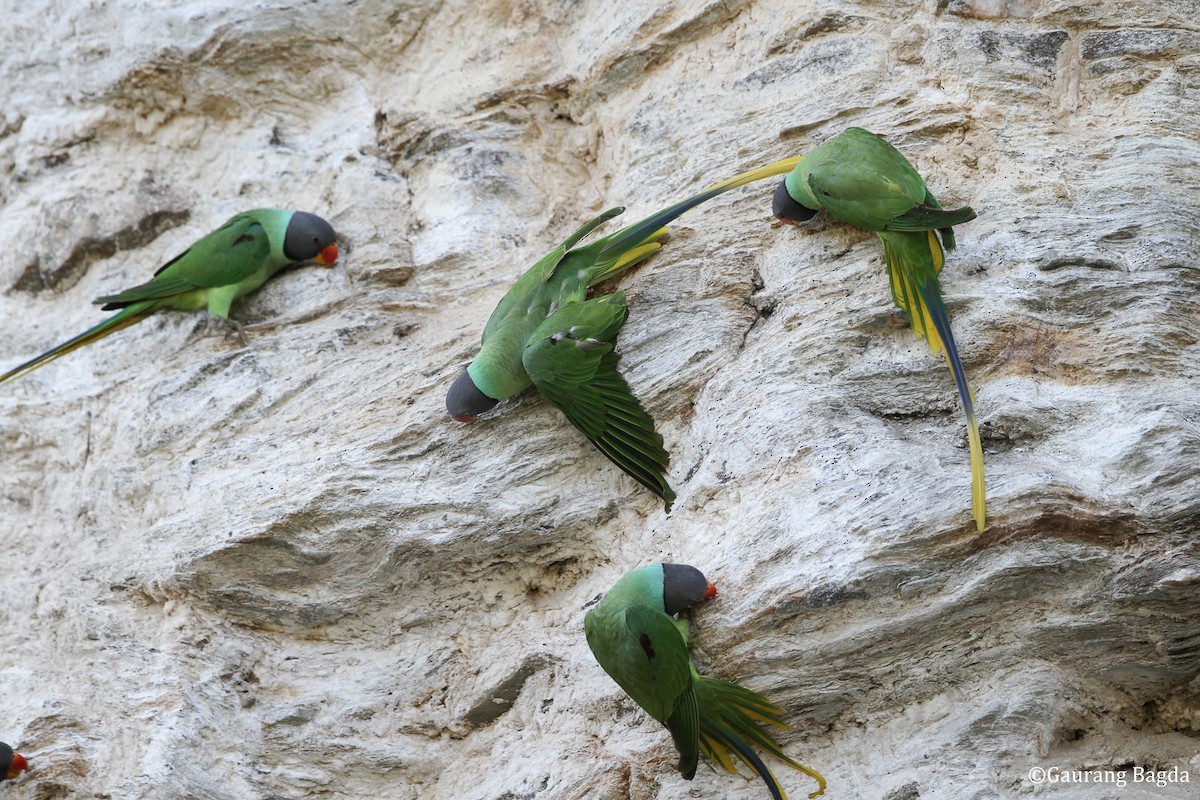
[284,211,337,261]
[661,563,716,615]
[772,180,819,223]
[446,368,499,421]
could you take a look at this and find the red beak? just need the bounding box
[451,415,476,423]
[314,242,339,266]
[703,582,717,600]
[6,752,27,779]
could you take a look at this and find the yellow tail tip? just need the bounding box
[803,765,828,798]
[703,155,803,193]
[968,416,986,532]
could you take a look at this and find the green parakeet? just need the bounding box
[772,127,985,531]
[446,157,802,510]
[584,563,826,799]
[1,209,339,384]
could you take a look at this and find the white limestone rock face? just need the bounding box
[1,1,1198,798]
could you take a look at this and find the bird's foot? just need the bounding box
[204,316,249,346]
[227,318,249,347]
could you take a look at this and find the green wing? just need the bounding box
[804,165,923,231]
[96,213,271,308]
[795,127,927,230]
[886,194,975,238]
[585,602,699,777]
[809,129,973,244]
[521,293,675,508]
[478,207,625,344]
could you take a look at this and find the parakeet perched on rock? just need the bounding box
[772,126,985,531]
[1,209,338,384]
[1,742,28,781]
[584,563,826,799]
[446,157,802,509]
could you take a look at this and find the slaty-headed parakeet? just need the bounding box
[772,127,985,531]
[1,209,338,384]
[1,742,28,781]
[446,158,802,509]
[584,563,826,799]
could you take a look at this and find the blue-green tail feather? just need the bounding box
[597,183,736,264]
[588,156,804,284]
[913,277,986,531]
[0,303,152,384]
[913,280,975,425]
[695,675,826,798]
[700,721,788,800]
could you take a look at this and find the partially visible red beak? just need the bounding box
[314,242,339,266]
[452,415,476,423]
[703,582,717,600]
[6,752,27,779]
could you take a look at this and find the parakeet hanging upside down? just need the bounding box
[1,209,339,385]
[1,742,28,780]
[445,157,802,510]
[772,126,985,531]
[584,563,826,799]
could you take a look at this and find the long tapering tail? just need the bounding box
[587,156,804,285]
[0,303,153,384]
[880,230,986,532]
[695,675,826,800]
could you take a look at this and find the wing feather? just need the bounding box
[523,294,675,508]
[96,214,270,308]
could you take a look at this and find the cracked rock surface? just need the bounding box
[1,1,1198,798]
